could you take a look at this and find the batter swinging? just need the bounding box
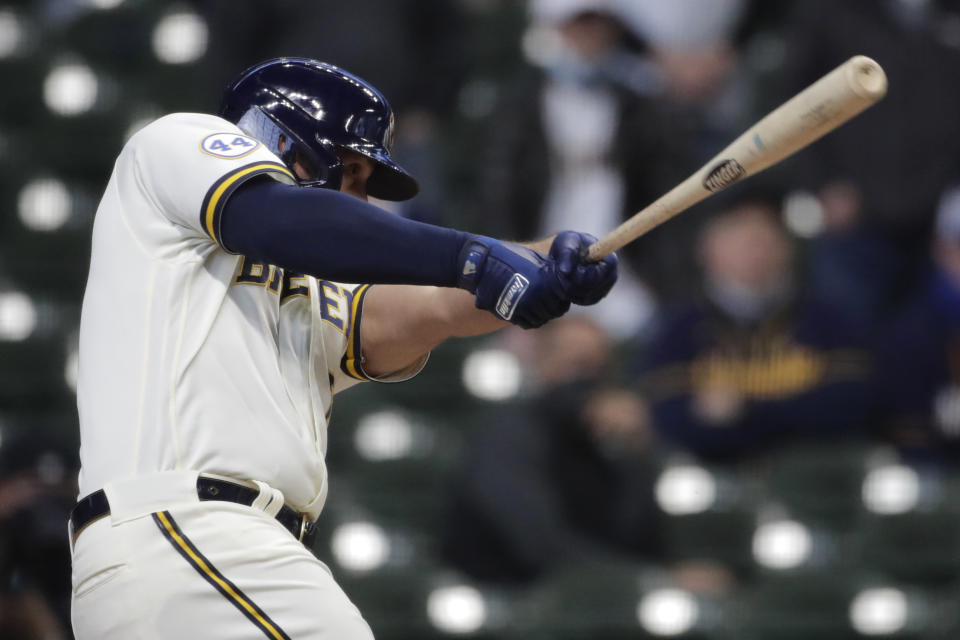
[69,58,617,639]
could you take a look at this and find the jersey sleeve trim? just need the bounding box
[340,284,373,381]
[337,284,431,384]
[199,161,295,249]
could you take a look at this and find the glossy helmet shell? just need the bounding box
[220,57,418,201]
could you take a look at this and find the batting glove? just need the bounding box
[549,231,619,306]
[457,237,571,329]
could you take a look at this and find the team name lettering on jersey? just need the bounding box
[235,257,308,301]
[232,259,355,335]
[319,283,350,333]
[235,257,282,292]
[282,271,309,300]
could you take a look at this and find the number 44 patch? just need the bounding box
[200,132,261,159]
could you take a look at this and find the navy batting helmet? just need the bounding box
[220,57,419,201]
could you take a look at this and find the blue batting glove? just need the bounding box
[549,231,619,306]
[457,236,571,329]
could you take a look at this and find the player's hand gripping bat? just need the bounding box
[586,55,888,261]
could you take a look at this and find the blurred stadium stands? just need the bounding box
[2,1,960,639]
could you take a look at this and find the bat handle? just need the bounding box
[586,236,618,262]
[585,242,604,262]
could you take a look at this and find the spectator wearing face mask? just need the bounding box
[637,190,874,462]
[472,0,674,338]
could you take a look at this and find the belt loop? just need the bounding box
[251,480,285,518]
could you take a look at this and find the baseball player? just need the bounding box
[68,58,617,639]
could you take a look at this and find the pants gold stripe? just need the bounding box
[153,511,291,640]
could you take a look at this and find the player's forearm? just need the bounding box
[358,238,564,376]
[359,285,508,378]
[221,179,470,286]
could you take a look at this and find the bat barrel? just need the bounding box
[585,55,887,261]
[847,55,887,100]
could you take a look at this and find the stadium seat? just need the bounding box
[0,227,91,303]
[529,562,731,640]
[859,509,960,584]
[0,334,76,409]
[527,563,649,639]
[730,571,872,640]
[756,441,874,530]
[659,465,758,572]
[0,59,45,127]
[329,454,453,534]
[337,563,513,640]
[663,511,757,572]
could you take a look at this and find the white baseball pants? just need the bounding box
[70,471,373,639]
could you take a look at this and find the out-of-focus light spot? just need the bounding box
[86,0,126,8]
[427,585,487,635]
[0,10,23,58]
[330,522,389,572]
[752,520,812,569]
[354,410,414,461]
[44,62,98,116]
[18,178,71,231]
[782,190,824,238]
[65,347,79,392]
[850,588,908,636]
[462,349,521,401]
[862,465,920,515]
[655,465,717,515]
[152,10,208,64]
[0,292,37,341]
[637,589,699,636]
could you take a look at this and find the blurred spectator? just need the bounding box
[615,0,782,305]
[473,0,671,337]
[621,0,752,153]
[0,429,76,639]
[638,191,873,462]
[441,316,662,585]
[876,185,960,463]
[474,0,788,334]
[776,0,960,323]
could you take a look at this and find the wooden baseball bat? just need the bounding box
[586,55,888,260]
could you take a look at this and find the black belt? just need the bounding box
[69,477,316,546]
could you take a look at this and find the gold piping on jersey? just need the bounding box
[341,284,373,381]
[199,162,294,249]
[152,511,291,640]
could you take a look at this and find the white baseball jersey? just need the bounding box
[76,112,418,518]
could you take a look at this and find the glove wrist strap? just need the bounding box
[455,237,491,293]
